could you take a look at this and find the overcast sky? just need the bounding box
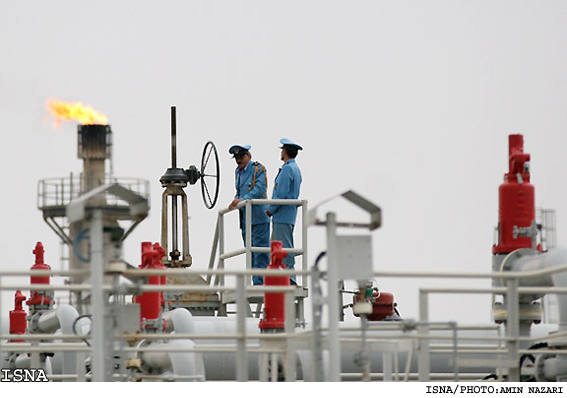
[2,1,567,325]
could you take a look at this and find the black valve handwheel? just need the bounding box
[201,141,220,209]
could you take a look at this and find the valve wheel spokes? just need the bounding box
[201,141,220,209]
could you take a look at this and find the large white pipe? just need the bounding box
[190,315,264,380]
[37,304,80,334]
[497,246,567,381]
[545,250,567,381]
[141,339,205,381]
[140,309,205,381]
[14,353,53,375]
[495,247,567,290]
[182,316,559,381]
[37,304,89,377]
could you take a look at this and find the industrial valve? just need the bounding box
[26,242,53,312]
[9,290,27,342]
[134,242,167,330]
[352,283,396,321]
[493,134,538,254]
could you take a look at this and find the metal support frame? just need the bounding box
[90,209,108,381]
[308,190,382,382]
[65,182,149,382]
[161,184,191,267]
[506,277,521,382]
[326,212,342,381]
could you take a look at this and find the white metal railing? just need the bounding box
[206,199,308,315]
[2,263,567,381]
[37,175,150,210]
[0,268,305,382]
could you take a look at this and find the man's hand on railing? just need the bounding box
[228,198,242,211]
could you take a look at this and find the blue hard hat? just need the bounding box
[229,144,251,158]
[279,138,302,151]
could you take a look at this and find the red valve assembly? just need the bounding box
[9,290,27,342]
[26,242,52,311]
[134,242,167,330]
[353,289,396,321]
[493,134,539,254]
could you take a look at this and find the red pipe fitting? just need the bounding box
[259,240,289,331]
[9,290,27,342]
[26,242,52,307]
[493,135,537,254]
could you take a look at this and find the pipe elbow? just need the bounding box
[162,308,195,334]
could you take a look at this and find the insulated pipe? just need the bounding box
[36,304,88,377]
[544,258,567,381]
[189,316,263,380]
[139,309,203,380]
[495,248,567,289]
[187,316,558,381]
[141,339,205,381]
[37,304,80,333]
[14,354,53,375]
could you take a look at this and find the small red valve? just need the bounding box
[9,290,27,342]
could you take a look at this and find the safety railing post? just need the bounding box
[218,212,226,315]
[91,208,109,382]
[236,275,248,381]
[326,212,341,381]
[418,288,430,381]
[0,275,3,367]
[285,288,297,381]
[245,201,252,286]
[301,200,308,288]
[506,277,520,382]
[206,216,220,285]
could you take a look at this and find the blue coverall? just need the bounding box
[234,160,270,285]
[266,159,302,283]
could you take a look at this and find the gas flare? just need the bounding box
[47,98,108,126]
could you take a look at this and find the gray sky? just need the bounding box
[2,1,567,325]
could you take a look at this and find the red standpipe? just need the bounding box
[493,134,537,254]
[134,242,166,328]
[259,241,289,331]
[9,290,27,342]
[26,242,52,308]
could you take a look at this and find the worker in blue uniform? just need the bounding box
[266,139,303,285]
[228,144,270,285]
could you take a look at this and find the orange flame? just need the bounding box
[47,98,108,127]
